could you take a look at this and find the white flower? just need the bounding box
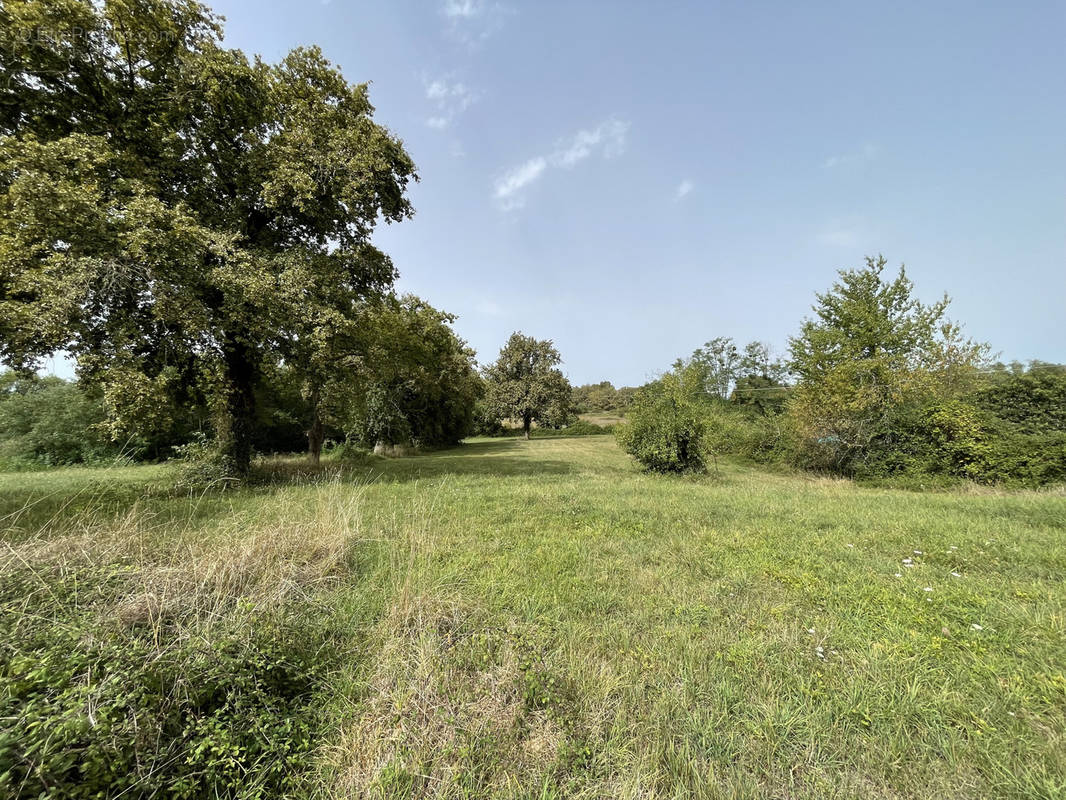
[846,543,855,548]
[971,623,983,631]
[895,573,902,578]
[807,628,815,634]
[914,550,923,555]
[902,558,913,564]
[951,572,961,578]
[923,587,933,592]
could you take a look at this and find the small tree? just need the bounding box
[787,255,987,470]
[681,337,742,400]
[483,333,572,439]
[616,362,711,473]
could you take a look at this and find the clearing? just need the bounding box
[2,437,1064,798]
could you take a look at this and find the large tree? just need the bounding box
[483,333,572,439]
[344,295,481,452]
[0,0,415,474]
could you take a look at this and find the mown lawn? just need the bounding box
[2,437,1064,798]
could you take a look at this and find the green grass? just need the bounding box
[2,437,1064,798]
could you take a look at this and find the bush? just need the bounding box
[856,399,1066,488]
[0,567,340,799]
[973,364,1066,435]
[702,405,794,464]
[616,366,711,473]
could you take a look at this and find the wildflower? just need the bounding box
[902,558,913,564]
[923,587,933,592]
[951,572,961,578]
[895,573,902,578]
[846,543,855,548]
[914,550,923,555]
[971,623,983,631]
[807,628,815,635]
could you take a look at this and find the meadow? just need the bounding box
[2,436,1064,799]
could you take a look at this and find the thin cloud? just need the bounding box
[475,299,505,317]
[494,157,548,209]
[442,0,481,17]
[440,0,510,46]
[675,179,694,200]
[822,143,879,169]
[424,77,476,129]
[493,118,630,209]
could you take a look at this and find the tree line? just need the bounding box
[618,256,1066,487]
[1,2,1061,488]
[0,0,585,476]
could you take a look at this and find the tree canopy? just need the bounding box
[0,0,416,474]
[787,255,987,468]
[482,333,572,439]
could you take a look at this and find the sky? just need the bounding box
[65,0,1064,387]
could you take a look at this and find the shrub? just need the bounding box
[973,364,1066,435]
[0,566,340,799]
[0,374,116,467]
[857,399,1066,488]
[616,365,711,473]
[703,405,794,464]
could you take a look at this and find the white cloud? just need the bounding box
[493,117,629,209]
[443,0,482,18]
[494,157,548,208]
[553,119,629,168]
[440,0,510,46]
[424,78,476,129]
[675,179,694,200]
[822,143,879,169]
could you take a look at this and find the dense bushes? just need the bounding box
[616,365,711,473]
[0,567,340,799]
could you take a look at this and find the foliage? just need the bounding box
[853,398,1066,488]
[0,0,416,474]
[973,362,1066,435]
[615,362,712,473]
[786,256,988,472]
[345,295,481,449]
[572,381,637,414]
[482,332,574,439]
[0,566,340,800]
[0,373,115,467]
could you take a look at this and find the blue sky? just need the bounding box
[202,1,1062,386]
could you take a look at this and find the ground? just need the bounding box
[1,436,1064,798]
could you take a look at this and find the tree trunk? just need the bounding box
[219,331,258,477]
[523,413,531,440]
[307,385,324,465]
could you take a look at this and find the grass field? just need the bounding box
[2,437,1064,798]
